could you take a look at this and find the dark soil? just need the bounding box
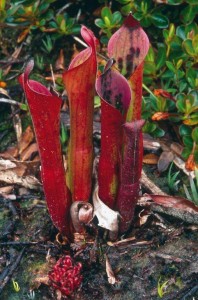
[0,192,198,300]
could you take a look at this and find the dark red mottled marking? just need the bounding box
[118,57,123,71]
[96,62,131,209]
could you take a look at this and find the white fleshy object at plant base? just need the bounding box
[93,186,120,234]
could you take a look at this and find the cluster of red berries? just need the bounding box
[49,255,83,296]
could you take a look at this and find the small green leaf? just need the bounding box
[180,4,198,24]
[59,19,66,32]
[179,124,192,136]
[140,15,152,27]
[156,46,166,70]
[101,6,112,22]
[169,23,175,38]
[112,11,122,25]
[70,24,81,35]
[0,0,6,10]
[192,127,198,143]
[145,46,155,62]
[183,135,193,148]
[176,59,183,69]
[116,0,130,4]
[143,122,157,133]
[185,113,198,126]
[95,18,105,28]
[186,68,198,88]
[150,13,169,29]
[182,147,192,160]
[179,81,187,92]
[104,16,111,26]
[177,98,186,113]
[121,3,133,15]
[186,0,198,3]
[100,35,109,44]
[194,150,198,165]
[94,95,101,108]
[166,61,176,73]
[176,25,186,40]
[144,61,156,75]
[161,69,174,79]
[19,103,28,111]
[152,127,165,138]
[183,39,195,56]
[168,0,183,4]
[192,35,198,54]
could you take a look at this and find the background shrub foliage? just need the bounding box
[0,0,197,165]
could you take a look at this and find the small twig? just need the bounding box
[0,194,40,202]
[0,241,55,247]
[0,58,27,66]
[0,247,26,294]
[11,105,22,144]
[50,64,56,88]
[0,221,16,240]
[0,98,27,110]
[142,83,158,100]
[3,199,19,219]
[0,98,22,106]
[72,35,108,61]
[140,170,167,196]
[57,3,71,15]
